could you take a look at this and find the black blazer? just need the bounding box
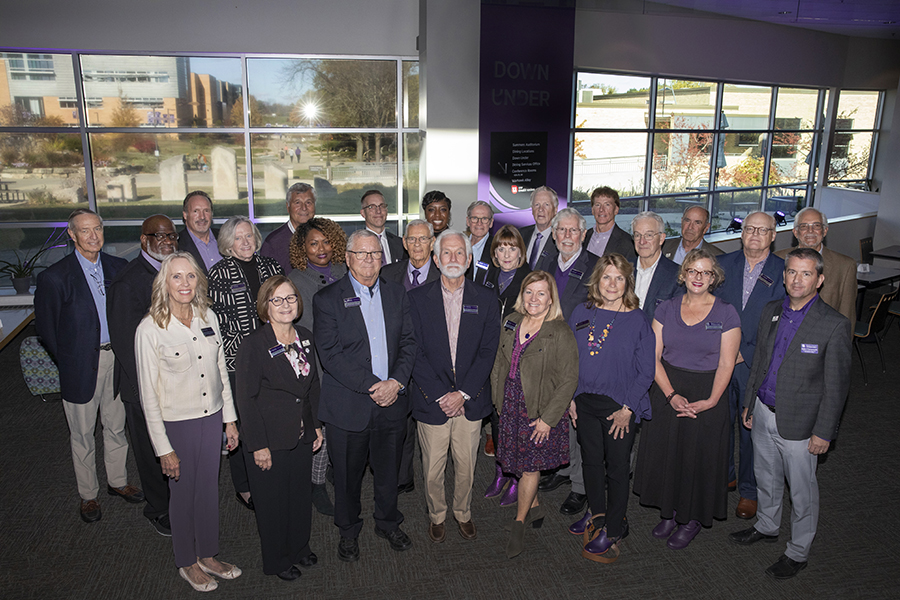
[384,230,408,264]
[631,255,681,323]
[235,323,321,452]
[312,274,417,432]
[520,224,559,272]
[465,233,494,280]
[107,254,157,405]
[381,259,440,288]
[177,227,220,275]
[477,263,531,320]
[408,279,500,425]
[583,224,636,261]
[34,251,127,404]
[557,250,599,321]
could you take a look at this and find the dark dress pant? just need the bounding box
[124,400,168,520]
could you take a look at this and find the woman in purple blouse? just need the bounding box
[633,248,741,550]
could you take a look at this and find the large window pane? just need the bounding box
[0,53,79,127]
[402,132,421,214]
[775,87,821,129]
[828,131,873,181]
[573,132,647,201]
[651,131,712,194]
[721,84,771,131]
[656,80,718,129]
[764,186,806,216]
[88,132,247,220]
[712,187,760,223]
[0,226,70,288]
[246,58,397,128]
[403,61,419,129]
[716,132,810,188]
[575,74,653,128]
[836,91,880,129]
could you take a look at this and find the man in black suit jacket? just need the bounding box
[661,205,724,264]
[582,186,636,261]
[408,230,500,543]
[729,248,850,580]
[313,229,417,562]
[630,212,681,323]
[464,200,494,281]
[107,215,178,535]
[360,189,406,264]
[259,182,317,274]
[178,190,221,274]
[34,209,142,523]
[519,186,559,271]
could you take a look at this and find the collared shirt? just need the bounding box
[470,234,489,271]
[635,253,661,309]
[366,227,392,264]
[287,220,297,235]
[75,250,110,344]
[673,240,695,265]
[441,280,465,371]
[526,226,552,266]
[141,250,162,271]
[757,295,818,407]
[407,259,432,287]
[586,226,613,257]
[187,228,222,271]
[741,254,768,310]
[349,273,389,381]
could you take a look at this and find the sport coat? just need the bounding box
[631,255,681,323]
[381,259,440,289]
[312,274,416,432]
[408,279,500,425]
[715,250,786,364]
[775,245,857,324]
[108,254,158,405]
[177,227,220,275]
[235,322,321,452]
[370,229,407,264]
[477,263,531,320]
[35,251,127,404]
[259,222,294,274]
[661,237,724,262]
[289,262,348,333]
[556,249,599,321]
[583,224,636,261]
[744,298,851,441]
[466,233,494,280]
[520,224,558,272]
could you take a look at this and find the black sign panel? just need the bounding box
[490,131,548,210]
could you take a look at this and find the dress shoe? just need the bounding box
[80,499,101,523]
[179,567,217,592]
[559,491,588,515]
[583,514,606,545]
[568,510,593,536]
[149,513,172,537]
[666,519,701,550]
[107,484,145,504]
[236,492,255,511]
[651,515,678,540]
[397,480,415,494]
[735,497,758,519]
[538,472,570,492]
[276,565,301,581]
[582,521,629,564]
[766,554,808,579]
[198,560,242,580]
[484,463,509,498]
[727,479,737,492]
[729,527,779,546]
[502,504,545,531]
[457,520,477,540]
[338,537,360,562]
[499,479,518,507]
[506,520,526,559]
[429,521,446,543]
[484,437,495,457]
[312,483,334,516]
[375,526,413,552]
[296,552,318,568]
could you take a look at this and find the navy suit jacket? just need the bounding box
[715,250,786,364]
[466,234,494,280]
[631,255,681,323]
[312,274,416,432]
[520,224,559,272]
[477,263,530,320]
[408,279,500,425]
[381,259,440,288]
[557,250,599,321]
[583,224,636,261]
[178,227,220,275]
[34,251,127,404]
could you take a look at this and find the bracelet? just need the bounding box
[665,391,677,404]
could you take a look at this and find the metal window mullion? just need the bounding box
[645,79,658,202]
[71,52,97,211]
[396,58,404,230]
[241,54,254,220]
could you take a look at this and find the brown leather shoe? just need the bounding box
[107,484,145,504]
[736,497,758,519]
[80,499,101,523]
[428,521,446,543]
[457,520,477,540]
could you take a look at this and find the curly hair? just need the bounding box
[288,217,347,271]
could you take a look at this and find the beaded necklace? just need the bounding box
[587,302,623,356]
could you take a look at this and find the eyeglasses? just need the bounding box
[405,236,432,245]
[797,222,824,232]
[468,216,492,224]
[347,250,384,261]
[555,227,583,237]
[685,268,714,279]
[143,232,178,241]
[362,203,387,212]
[632,232,662,241]
[743,226,773,236]
[268,294,298,306]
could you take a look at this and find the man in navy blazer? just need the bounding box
[519,186,559,271]
[313,229,417,562]
[715,211,786,520]
[34,209,142,523]
[630,212,681,323]
[408,230,500,543]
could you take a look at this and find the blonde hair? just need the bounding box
[513,271,564,322]
[148,252,211,328]
[586,253,640,310]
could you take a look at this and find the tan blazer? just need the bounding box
[775,245,857,324]
[490,313,578,428]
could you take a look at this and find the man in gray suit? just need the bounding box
[728,247,851,580]
[661,205,723,264]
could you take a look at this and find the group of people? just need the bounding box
[32,181,853,591]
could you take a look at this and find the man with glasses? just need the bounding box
[313,229,417,562]
[662,205,724,264]
[583,186,636,261]
[107,215,179,535]
[260,182,317,274]
[35,209,143,524]
[178,190,220,275]
[775,207,856,324]
[465,201,494,280]
[360,189,406,265]
[631,211,680,322]
[716,211,786,521]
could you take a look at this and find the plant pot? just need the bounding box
[12,276,32,294]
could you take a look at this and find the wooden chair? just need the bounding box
[860,237,873,265]
[854,288,898,385]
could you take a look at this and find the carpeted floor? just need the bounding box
[1,315,898,600]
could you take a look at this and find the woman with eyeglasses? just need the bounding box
[235,275,322,581]
[633,248,740,550]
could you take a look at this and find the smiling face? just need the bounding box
[360,193,388,232]
[591,194,619,232]
[531,191,557,230]
[403,223,433,268]
[268,281,300,325]
[552,214,586,261]
[435,233,470,280]
[69,213,104,260]
[425,200,450,234]
[304,227,333,268]
[288,190,316,227]
[784,256,824,306]
[522,280,552,320]
[166,257,198,308]
[141,215,178,261]
[183,194,212,237]
[467,205,493,242]
[683,257,715,296]
[633,217,665,261]
[495,243,521,272]
[346,234,382,286]
[793,210,827,250]
[231,221,257,261]
[599,264,627,306]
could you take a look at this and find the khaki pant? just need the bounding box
[418,416,481,524]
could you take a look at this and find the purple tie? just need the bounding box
[529,232,543,269]
[412,269,421,287]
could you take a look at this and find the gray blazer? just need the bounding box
[289,263,348,333]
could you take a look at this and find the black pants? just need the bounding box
[327,410,405,539]
[123,400,168,520]
[398,415,417,486]
[245,442,314,575]
[575,393,635,538]
[227,371,250,495]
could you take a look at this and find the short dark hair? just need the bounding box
[182,190,212,211]
[360,189,385,205]
[590,186,620,209]
[257,274,301,323]
[785,247,824,276]
[422,190,451,212]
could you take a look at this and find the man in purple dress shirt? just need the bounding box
[178,190,221,274]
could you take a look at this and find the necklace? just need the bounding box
[587,302,623,356]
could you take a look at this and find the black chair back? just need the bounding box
[860,237,873,265]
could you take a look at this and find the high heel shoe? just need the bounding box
[499,478,518,507]
[506,520,526,558]
[484,463,509,499]
[568,510,592,536]
[502,504,545,531]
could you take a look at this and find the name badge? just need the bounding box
[201,327,216,337]
[301,339,311,348]
[655,298,663,306]
[758,274,774,287]
[772,315,780,322]
[484,281,495,289]
[463,304,479,314]
[343,296,361,308]
[504,319,517,331]
[570,269,584,280]
[268,344,286,358]
[705,322,723,331]
[476,261,489,271]
[231,282,247,293]
[801,344,819,354]
[575,319,589,331]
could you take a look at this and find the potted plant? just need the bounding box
[0,229,68,294]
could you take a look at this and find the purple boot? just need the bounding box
[484,463,509,499]
[499,477,519,507]
[666,519,701,550]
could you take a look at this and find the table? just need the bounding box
[870,245,900,261]
[855,265,900,322]
[0,308,34,352]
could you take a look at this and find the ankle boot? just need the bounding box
[499,478,518,507]
[506,520,526,558]
[583,514,606,545]
[569,510,593,536]
[484,463,509,498]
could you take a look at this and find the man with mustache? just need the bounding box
[178,190,221,274]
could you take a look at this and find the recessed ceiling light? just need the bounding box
[885,21,897,24]
[778,11,792,15]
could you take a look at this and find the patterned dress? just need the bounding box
[496,327,570,477]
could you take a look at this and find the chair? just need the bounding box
[854,288,898,385]
[860,237,873,265]
[882,300,900,340]
[19,336,60,400]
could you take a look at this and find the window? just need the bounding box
[827,90,882,190]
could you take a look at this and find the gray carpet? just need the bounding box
[1,316,898,599]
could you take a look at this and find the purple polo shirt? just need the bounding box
[757,294,818,408]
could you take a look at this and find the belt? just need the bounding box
[100,343,113,351]
[762,402,775,413]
